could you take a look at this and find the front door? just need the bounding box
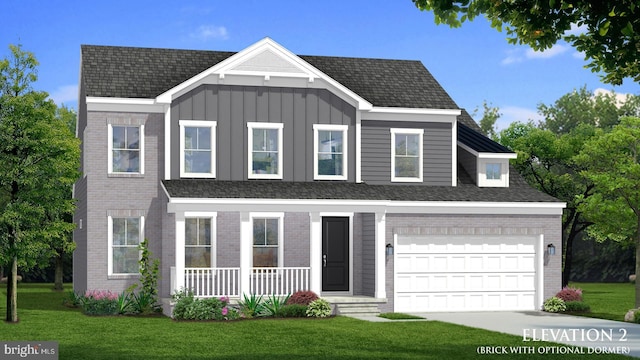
[322,217,349,292]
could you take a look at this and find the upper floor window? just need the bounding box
[478,159,509,187]
[180,120,216,178]
[485,163,502,180]
[248,122,283,179]
[109,125,144,174]
[185,217,213,268]
[251,213,283,268]
[314,124,348,180]
[391,128,423,182]
[108,216,143,275]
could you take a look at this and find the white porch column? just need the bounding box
[174,213,186,293]
[374,211,387,299]
[239,212,252,296]
[309,212,322,295]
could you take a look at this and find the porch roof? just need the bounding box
[161,177,560,203]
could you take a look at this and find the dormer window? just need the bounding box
[477,158,510,187]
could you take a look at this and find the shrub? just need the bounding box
[63,291,86,308]
[262,294,291,317]
[306,298,332,318]
[555,286,583,302]
[82,290,119,315]
[238,293,264,318]
[172,289,234,321]
[564,301,590,313]
[634,311,640,324]
[543,296,566,313]
[286,291,319,306]
[278,304,308,318]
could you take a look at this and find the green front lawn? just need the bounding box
[570,282,636,321]
[0,284,629,359]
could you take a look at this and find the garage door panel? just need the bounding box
[395,235,538,312]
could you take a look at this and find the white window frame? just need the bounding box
[108,124,145,175]
[184,213,217,268]
[107,215,144,276]
[247,122,284,179]
[179,120,217,178]
[478,158,509,187]
[249,212,284,268]
[390,128,423,182]
[313,124,348,180]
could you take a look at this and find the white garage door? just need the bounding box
[394,235,538,312]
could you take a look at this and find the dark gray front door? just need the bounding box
[322,217,349,291]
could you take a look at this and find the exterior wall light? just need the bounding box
[386,243,394,257]
[547,243,556,256]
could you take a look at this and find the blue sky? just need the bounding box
[3,0,638,130]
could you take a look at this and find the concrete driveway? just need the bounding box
[415,311,640,358]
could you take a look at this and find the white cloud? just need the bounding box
[501,44,569,65]
[49,84,78,105]
[189,25,229,41]
[496,106,543,131]
[594,88,632,108]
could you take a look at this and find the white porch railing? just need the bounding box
[177,267,311,298]
[250,267,311,296]
[184,267,240,298]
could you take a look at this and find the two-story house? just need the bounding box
[74,38,564,316]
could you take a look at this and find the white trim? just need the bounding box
[179,120,217,178]
[537,234,545,311]
[155,38,373,111]
[247,122,284,179]
[107,215,144,276]
[355,112,362,183]
[108,124,145,175]
[86,97,165,113]
[164,105,171,180]
[249,212,285,268]
[374,212,386,299]
[451,120,457,186]
[183,212,217,268]
[165,196,565,216]
[313,124,348,180]
[309,213,322,295]
[362,109,459,123]
[458,142,517,159]
[390,128,423,182]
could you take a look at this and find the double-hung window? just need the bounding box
[109,125,144,174]
[185,218,213,268]
[108,216,143,275]
[314,124,348,180]
[180,120,216,178]
[391,128,423,182]
[251,214,283,268]
[248,122,283,179]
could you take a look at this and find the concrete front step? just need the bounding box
[334,303,381,316]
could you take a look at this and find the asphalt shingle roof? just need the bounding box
[80,45,458,109]
[162,179,559,203]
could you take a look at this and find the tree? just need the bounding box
[412,0,640,85]
[576,117,640,307]
[497,87,639,286]
[498,122,595,287]
[474,100,500,140]
[0,45,80,322]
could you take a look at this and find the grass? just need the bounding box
[0,283,630,359]
[378,312,425,320]
[569,282,635,322]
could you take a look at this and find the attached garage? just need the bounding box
[394,234,542,312]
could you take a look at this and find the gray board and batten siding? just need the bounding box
[361,120,453,186]
[171,85,356,182]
